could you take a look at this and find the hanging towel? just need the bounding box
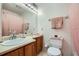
[51,17,63,29]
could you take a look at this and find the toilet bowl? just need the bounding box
[47,36,63,56]
[47,47,61,56]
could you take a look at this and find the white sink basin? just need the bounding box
[0,38,28,46]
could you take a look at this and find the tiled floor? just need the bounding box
[38,49,48,56]
[38,49,63,56]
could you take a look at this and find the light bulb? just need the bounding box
[38,9,43,15]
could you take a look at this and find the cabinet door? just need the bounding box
[35,36,43,54]
[36,37,41,54]
[24,42,36,56]
[25,43,34,56]
[39,36,43,50]
[32,42,37,56]
[18,47,24,56]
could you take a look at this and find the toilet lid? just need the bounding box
[47,47,61,56]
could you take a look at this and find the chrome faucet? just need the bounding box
[9,30,16,40]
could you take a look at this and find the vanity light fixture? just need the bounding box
[24,3,38,15]
[25,3,43,15]
[15,3,43,15]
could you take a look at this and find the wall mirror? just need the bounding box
[0,3,38,36]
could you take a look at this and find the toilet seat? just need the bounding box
[47,47,61,56]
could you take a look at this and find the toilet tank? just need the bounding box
[49,38,63,49]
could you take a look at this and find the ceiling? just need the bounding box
[2,3,70,16]
[2,3,32,15]
[36,3,69,11]
[35,3,69,16]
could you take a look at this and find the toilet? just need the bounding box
[47,47,61,56]
[47,35,63,56]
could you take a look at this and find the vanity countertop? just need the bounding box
[15,33,43,38]
[0,33,43,55]
[0,38,35,55]
[31,33,43,38]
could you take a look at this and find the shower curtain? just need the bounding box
[2,9,24,36]
[69,4,79,55]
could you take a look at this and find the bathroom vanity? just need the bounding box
[0,34,43,56]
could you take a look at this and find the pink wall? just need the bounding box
[2,10,24,36]
[69,4,79,55]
